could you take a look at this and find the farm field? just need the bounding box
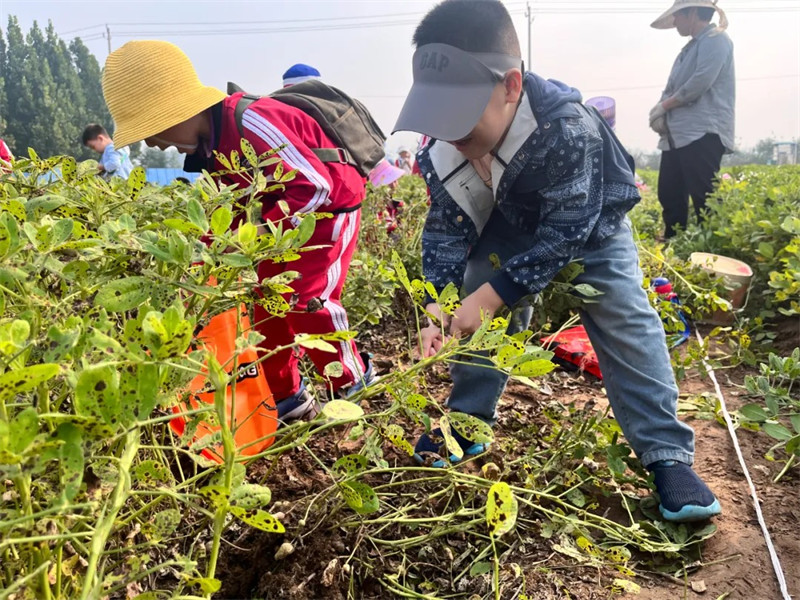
[1,152,798,599]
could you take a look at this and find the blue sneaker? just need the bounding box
[275,382,320,424]
[649,460,722,522]
[336,353,379,400]
[413,425,490,468]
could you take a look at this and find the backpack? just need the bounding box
[227,81,386,177]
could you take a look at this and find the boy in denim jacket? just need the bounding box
[394,0,720,523]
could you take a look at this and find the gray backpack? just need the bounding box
[227,81,385,177]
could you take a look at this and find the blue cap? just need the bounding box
[282,64,321,87]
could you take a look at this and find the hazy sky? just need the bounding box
[2,0,799,154]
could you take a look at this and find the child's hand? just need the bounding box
[419,303,449,357]
[419,323,447,358]
[449,283,504,338]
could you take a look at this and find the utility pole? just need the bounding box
[105,24,111,54]
[525,2,533,70]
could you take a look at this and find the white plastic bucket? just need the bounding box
[690,252,754,313]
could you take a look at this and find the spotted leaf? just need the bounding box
[0,363,60,402]
[333,454,368,477]
[384,424,414,456]
[486,481,518,537]
[447,412,494,445]
[127,166,147,200]
[229,506,285,533]
[95,277,152,312]
[511,359,556,378]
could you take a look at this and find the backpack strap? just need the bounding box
[231,89,355,168]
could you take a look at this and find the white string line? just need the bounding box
[696,328,792,600]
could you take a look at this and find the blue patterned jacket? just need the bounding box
[417,72,641,307]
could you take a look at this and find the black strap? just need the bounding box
[233,94,356,168]
[330,202,362,214]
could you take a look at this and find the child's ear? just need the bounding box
[503,69,523,104]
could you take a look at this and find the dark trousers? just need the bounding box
[657,133,725,238]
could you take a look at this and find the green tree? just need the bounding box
[1,16,113,158]
[0,30,8,144]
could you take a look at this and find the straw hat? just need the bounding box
[102,40,226,149]
[651,0,728,31]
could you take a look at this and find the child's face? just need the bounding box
[144,112,208,154]
[446,70,523,159]
[86,135,110,153]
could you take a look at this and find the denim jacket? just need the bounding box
[417,72,641,307]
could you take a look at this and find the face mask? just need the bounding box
[150,136,199,153]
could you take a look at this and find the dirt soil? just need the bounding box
[215,317,799,600]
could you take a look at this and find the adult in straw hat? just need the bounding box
[648,0,735,239]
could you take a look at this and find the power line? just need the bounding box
[61,2,800,39]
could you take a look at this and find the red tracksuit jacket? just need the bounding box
[208,94,368,398]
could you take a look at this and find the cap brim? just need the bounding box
[393,80,495,141]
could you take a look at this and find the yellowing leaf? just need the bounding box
[229,506,285,533]
[486,481,518,537]
[322,400,364,421]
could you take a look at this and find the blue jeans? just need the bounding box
[448,211,695,467]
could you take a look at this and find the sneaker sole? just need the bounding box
[659,498,722,523]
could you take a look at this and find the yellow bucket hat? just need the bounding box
[102,40,227,149]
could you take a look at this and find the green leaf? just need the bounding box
[322,400,364,421]
[469,562,492,577]
[447,412,494,444]
[211,206,233,236]
[0,364,60,402]
[440,418,463,461]
[486,481,518,537]
[295,214,316,246]
[187,198,209,232]
[150,509,181,538]
[333,454,368,476]
[219,253,253,268]
[230,483,273,509]
[128,166,147,199]
[75,364,121,427]
[738,403,770,422]
[757,242,774,259]
[132,459,172,485]
[229,506,285,533]
[95,277,152,312]
[565,487,586,508]
[384,424,414,456]
[10,407,39,454]
[344,481,379,515]
[295,333,336,353]
[574,283,604,297]
[188,578,222,594]
[511,359,556,378]
[762,422,793,441]
[56,423,84,502]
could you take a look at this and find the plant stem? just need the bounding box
[79,428,139,600]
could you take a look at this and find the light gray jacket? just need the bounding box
[659,24,735,152]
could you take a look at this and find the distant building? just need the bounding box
[771,142,798,165]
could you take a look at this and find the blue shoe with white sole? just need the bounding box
[649,460,722,522]
[414,426,489,468]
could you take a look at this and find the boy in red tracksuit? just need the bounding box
[102,40,374,422]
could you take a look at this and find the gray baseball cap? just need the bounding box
[393,43,523,141]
